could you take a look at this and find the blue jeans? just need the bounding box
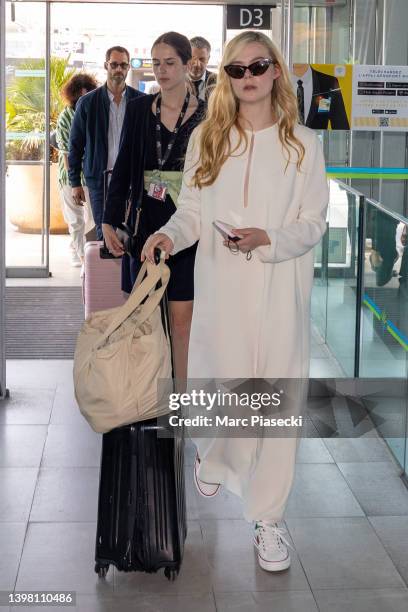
[87,186,104,240]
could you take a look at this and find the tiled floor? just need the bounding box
[1,351,408,612]
[6,230,83,288]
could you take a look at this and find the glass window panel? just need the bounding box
[5,1,48,270]
[360,200,408,470]
[325,180,359,377]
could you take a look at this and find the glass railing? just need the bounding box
[313,180,362,376]
[312,180,408,475]
[360,200,408,377]
[361,200,408,471]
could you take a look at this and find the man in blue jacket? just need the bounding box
[68,46,143,239]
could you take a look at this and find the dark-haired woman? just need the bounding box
[56,73,98,266]
[103,32,205,382]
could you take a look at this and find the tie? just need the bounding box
[297,79,305,124]
[193,80,201,98]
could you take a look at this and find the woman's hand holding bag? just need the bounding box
[142,233,174,263]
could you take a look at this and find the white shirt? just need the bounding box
[107,87,127,172]
[291,66,313,123]
[192,76,206,101]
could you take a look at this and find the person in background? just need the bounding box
[143,31,328,573]
[56,73,97,267]
[189,36,216,102]
[68,46,143,239]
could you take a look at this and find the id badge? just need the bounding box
[318,96,331,113]
[148,181,167,201]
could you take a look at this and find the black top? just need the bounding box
[103,94,205,230]
[104,94,205,299]
[141,106,205,235]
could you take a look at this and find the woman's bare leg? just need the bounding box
[168,300,193,391]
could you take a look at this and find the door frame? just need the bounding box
[1,0,8,398]
[4,0,51,279]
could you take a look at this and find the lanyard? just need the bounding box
[155,91,190,170]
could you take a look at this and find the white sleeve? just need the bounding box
[256,134,328,263]
[157,128,201,254]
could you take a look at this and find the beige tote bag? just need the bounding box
[73,257,172,433]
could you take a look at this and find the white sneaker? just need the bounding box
[253,521,292,572]
[194,454,220,498]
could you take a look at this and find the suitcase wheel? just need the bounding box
[95,562,109,578]
[164,567,178,581]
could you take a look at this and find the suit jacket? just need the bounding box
[194,70,216,102]
[68,84,143,189]
[305,69,350,130]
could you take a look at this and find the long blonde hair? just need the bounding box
[192,31,305,188]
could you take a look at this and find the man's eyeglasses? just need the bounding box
[107,62,129,70]
[224,59,275,80]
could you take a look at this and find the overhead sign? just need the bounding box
[226,5,275,30]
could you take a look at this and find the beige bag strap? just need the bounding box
[97,257,170,346]
[130,249,167,297]
[131,258,153,295]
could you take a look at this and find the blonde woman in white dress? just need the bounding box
[142,31,328,572]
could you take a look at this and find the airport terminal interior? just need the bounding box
[1,0,408,610]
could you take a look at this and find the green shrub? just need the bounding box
[6,56,76,161]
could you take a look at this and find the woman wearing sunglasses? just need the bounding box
[143,31,328,572]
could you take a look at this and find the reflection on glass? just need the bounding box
[360,203,407,472]
[361,202,408,379]
[311,233,328,342]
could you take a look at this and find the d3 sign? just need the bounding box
[226,5,273,30]
[240,8,263,28]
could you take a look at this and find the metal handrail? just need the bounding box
[331,178,367,200]
[333,177,408,225]
[365,196,408,225]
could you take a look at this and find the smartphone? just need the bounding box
[213,220,243,242]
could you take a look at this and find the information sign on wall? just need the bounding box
[352,65,408,131]
[131,58,152,70]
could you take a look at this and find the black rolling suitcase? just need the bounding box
[94,254,187,582]
[95,420,186,581]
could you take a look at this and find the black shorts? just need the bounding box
[121,242,197,301]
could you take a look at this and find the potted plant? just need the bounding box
[6,56,76,233]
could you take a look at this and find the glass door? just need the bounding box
[5,0,50,277]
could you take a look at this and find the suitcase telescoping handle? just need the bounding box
[100,169,117,260]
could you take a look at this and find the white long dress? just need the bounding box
[161,123,329,521]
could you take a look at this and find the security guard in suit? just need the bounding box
[189,36,216,102]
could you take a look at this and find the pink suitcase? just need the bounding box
[83,241,126,319]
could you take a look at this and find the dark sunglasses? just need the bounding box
[224,58,275,79]
[107,62,129,70]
